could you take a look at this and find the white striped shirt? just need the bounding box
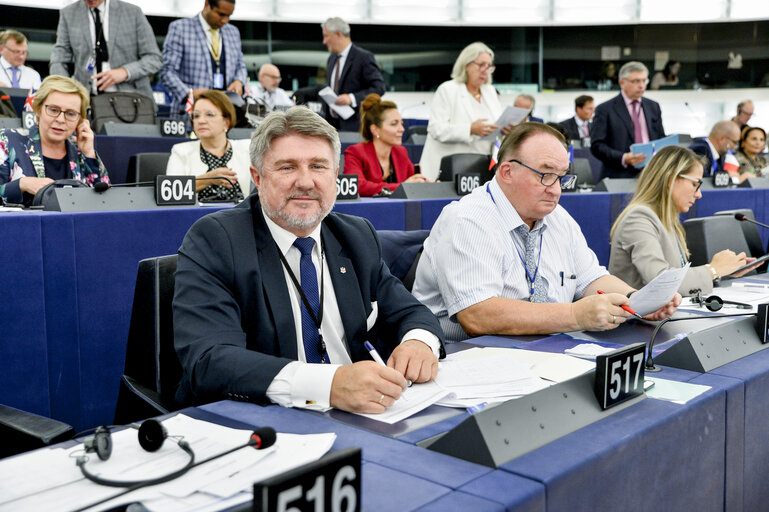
[412,176,607,342]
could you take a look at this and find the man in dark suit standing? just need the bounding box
[688,120,740,177]
[174,106,443,413]
[321,17,385,132]
[591,61,665,179]
[560,95,594,143]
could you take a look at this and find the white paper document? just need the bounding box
[565,343,616,360]
[630,263,690,316]
[355,380,451,424]
[0,414,336,512]
[645,377,711,404]
[318,86,355,120]
[481,105,531,141]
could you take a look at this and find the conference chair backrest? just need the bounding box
[715,209,766,261]
[100,122,161,137]
[405,124,427,144]
[115,254,181,424]
[683,216,752,267]
[0,117,21,129]
[377,229,430,292]
[338,131,363,144]
[228,127,255,140]
[438,153,491,182]
[134,152,171,183]
[571,157,594,186]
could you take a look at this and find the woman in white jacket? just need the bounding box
[166,90,252,202]
[419,42,504,180]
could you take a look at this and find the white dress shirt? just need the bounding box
[0,56,41,90]
[262,211,440,409]
[252,82,294,110]
[88,0,117,93]
[198,13,222,62]
[413,176,608,342]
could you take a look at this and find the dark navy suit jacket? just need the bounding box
[591,94,665,179]
[559,117,591,142]
[688,138,723,177]
[325,44,385,131]
[174,194,443,405]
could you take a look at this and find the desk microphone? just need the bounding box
[646,312,755,372]
[93,176,236,192]
[734,213,769,231]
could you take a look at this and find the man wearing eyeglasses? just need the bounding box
[0,30,41,90]
[688,120,741,177]
[591,61,666,179]
[252,63,294,111]
[413,123,680,342]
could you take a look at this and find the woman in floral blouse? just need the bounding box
[0,75,108,205]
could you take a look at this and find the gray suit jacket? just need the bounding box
[609,205,713,295]
[50,0,162,103]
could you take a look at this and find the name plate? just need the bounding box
[594,342,646,410]
[254,447,361,512]
[757,304,769,344]
[21,111,36,129]
[455,172,481,196]
[336,175,359,200]
[158,118,187,137]
[155,175,196,206]
[712,170,730,188]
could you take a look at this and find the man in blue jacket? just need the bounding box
[174,106,443,413]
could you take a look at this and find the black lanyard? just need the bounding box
[276,241,327,362]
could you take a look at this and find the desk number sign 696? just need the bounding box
[594,342,646,410]
[254,447,361,512]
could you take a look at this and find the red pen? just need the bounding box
[597,290,643,319]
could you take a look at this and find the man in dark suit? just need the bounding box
[321,17,385,132]
[591,61,665,179]
[560,95,594,142]
[688,120,740,176]
[174,106,443,413]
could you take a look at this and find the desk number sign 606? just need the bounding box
[254,448,361,512]
[594,342,646,410]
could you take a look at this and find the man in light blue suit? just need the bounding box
[160,0,248,117]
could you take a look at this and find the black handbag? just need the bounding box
[90,91,155,133]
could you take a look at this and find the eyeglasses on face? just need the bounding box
[507,159,577,188]
[624,78,649,86]
[470,61,496,73]
[191,111,222,121]
[44,105,81,122]
[678,173,703,192]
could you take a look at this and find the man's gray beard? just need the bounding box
[262,195,334,232]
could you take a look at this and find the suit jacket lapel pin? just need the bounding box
[340,266,347,274]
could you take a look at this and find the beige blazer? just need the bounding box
[609,205,714,295]
[166,139,254,194]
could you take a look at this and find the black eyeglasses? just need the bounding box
[44,105,81,122]
[507,159,577,188]
[678,174,703,192]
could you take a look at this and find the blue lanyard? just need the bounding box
[488,183,544,298]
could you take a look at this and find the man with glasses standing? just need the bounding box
[413,123,679,342]
[688,120,741,177]
[0,30,41,90]
[591,61,665,179]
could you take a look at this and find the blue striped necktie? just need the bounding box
[293,237,323,363]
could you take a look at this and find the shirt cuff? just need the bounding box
[401,328,441,357]
[265,360,341,411]
[349,94,357,107]
[621,153,628,168]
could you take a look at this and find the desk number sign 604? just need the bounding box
[254,447,361,512]
[594,342,646,410]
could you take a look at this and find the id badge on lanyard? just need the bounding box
[213,63,224,89]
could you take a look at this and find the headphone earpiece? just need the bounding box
[693,290,751,312]
[83,426,113,461]
[137,419,168,453]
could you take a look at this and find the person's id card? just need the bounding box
[86,57,95,75]
[213,72,224,89]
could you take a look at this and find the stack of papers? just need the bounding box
[355,380,451,425]
[0,414,336,512]
[565,343,617,360]
[433,348,552,408]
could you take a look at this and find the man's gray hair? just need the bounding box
[249,106,341,174]
[451,42,494,84]
[618,61,649,80]
[322,17,350,37]
[516,93,536,110]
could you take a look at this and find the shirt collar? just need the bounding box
[705,137,720,161]
[92,0,108,15]
[338,42,352,59]
[261,204,323,256]
[199,12,218,33]
[0,56,13,70]
[620,89,640,107]
[488,176,549,234]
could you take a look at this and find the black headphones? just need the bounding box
[76,419,195,488]
[692,290,752,312]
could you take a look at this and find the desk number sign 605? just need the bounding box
[594,342,646,410]
[254,447,361,512]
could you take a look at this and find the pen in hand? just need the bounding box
[364,341,412,387]
[597,289,643,319]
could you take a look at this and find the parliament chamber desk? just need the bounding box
[3,184,769,434]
